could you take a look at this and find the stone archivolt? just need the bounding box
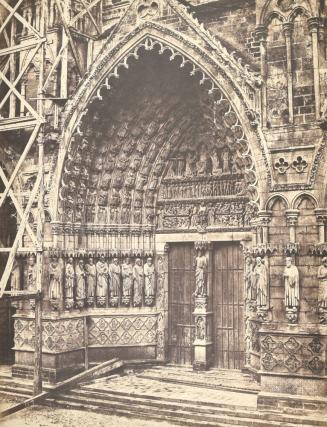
[57,44,260,235]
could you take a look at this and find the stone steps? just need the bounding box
[0,377,34,398]
[45,386,325,427]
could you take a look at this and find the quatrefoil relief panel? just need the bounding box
[137,0,160,19]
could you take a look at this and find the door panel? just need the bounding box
[168,243,195,365]
[213,243,244,370]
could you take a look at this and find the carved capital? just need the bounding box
[315,209,327,224]
[286,307,299,324]
[164,242,170,253]
[255,25,268,42]
[51,221,63,235]
[283,242,300,256]
[282,22,293,38]
[258,210,272,226]
[194,241,212,252]
[251,244,277,257]
[285,210,300,226]
[308,17,320,34]
[308,243,327,256]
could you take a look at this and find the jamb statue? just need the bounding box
[144,257,155,306]
[284,256,300,323]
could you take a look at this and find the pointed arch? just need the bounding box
[49,22,271,221]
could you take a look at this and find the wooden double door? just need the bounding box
[168,242,244,369]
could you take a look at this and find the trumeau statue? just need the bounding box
[284,257,300,309]
[194,250,208,297]
[133,258,144,306]
[253,257,268,308]
[48,256,62,301]
[144,257,155,305]
[317,257,327,309]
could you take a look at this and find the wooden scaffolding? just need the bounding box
[0,0,102,395]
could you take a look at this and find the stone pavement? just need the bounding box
[84,369,258,409]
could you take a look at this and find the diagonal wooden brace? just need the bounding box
[0,168,42,298]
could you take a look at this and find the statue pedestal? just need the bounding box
[192,296,212,371]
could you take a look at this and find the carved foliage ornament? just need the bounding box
[137,0,159,19]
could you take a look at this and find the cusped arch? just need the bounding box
[50,22,271,221]
[264,11,285,27]
[259,0,313,26]
[292,192,318,210]
[266,194,290,211]
[287,5,311,22]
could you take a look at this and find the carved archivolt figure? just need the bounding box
[49,256,62,300]
[194,250,208,297]
[144,257,155,297]
[210,149,222,176]
[133,258,144,306]
[121,257,133,297]
[96,255,108,298]
[25,255,37,292]
[65,257,75,300]
[284,257,300,309]
[76,259,86,301]
[253,257,268,307]
[85,257,96,299]
[109,258,121,298]
[317,257,327,309]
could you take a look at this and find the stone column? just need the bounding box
[286,210,299,243]
[193,241,213,371]
[315,208,327,244]
[308,17,321,121]
[258,210,272,245]
[256,26,268,127]
[283,22,294,124]
[156,243,169,362]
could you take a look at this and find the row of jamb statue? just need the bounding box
[22,254,156,310]
[244,256,300,321]
[244,255,327,322]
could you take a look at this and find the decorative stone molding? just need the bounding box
[250,244,277,257]
[308,244,327,256]
[283,242,300,256]
[260,334,325,376]
[194,241,212,252]
[88,315,157,346]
